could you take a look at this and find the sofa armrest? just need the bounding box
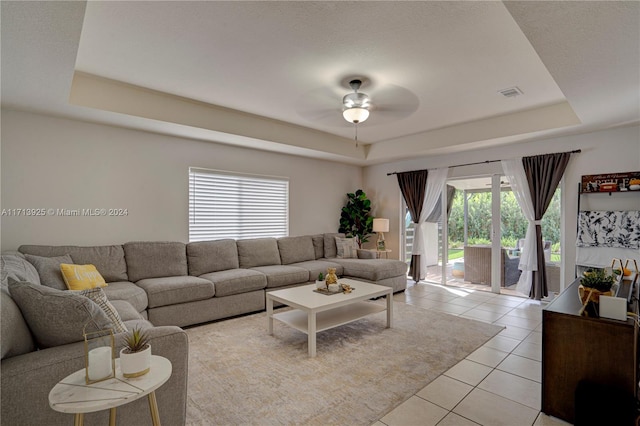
[1,326,188,426]
[357,249,377,259]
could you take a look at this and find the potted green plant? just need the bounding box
[119,327,151,378]
[315,272,325,290]
[579,268,616,304]
[338,189,374,248]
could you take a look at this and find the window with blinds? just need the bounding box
[189,168,289,242]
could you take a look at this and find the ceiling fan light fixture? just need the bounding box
[342,79,371,124]
[343,107,370,124]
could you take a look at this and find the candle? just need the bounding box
[88,347,112,380]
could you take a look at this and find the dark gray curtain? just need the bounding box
[397,170,428,282]
[522,152,571,300]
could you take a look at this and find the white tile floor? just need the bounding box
[374,281,572,426]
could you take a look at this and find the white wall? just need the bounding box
[0,110,362,250]
[363,125,640,287]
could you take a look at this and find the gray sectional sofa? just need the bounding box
[1,233,407,425]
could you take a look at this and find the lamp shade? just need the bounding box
[342,107,370,124]
[372,218,389,233]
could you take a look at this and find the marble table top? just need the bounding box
[49,355,171,414]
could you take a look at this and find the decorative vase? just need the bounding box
[578,285,614,304]
[120,344,151,378]
[315,280,326,290]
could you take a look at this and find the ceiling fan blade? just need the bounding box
[369,83,420,118]
[295,86,349,127]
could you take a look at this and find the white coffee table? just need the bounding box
[49,355,171,426]
[266,279,393,357]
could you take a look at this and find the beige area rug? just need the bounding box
[185,301,503,425]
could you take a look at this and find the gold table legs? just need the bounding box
[148,391,161,425]
[71,392,160,426]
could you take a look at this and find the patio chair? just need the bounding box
[517,239,552,262]
[463,245,521,287]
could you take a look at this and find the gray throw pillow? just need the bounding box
[24,254,72,290]
[73,288,127,334]
[8,278,114,348]
[335,236,358,259]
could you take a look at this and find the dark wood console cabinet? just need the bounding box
[542,277,638,423]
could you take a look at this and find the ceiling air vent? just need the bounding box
[498,86,523,98]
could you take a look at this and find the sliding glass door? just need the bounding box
[401,172,562,295]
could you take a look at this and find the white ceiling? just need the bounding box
[2,1,638,166]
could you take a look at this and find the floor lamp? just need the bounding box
[373,218,389,251]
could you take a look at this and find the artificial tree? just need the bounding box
[338,189,374,248]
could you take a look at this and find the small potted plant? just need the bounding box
[315,272,325,290]
[579,268,618,316]
[119,327,151,378]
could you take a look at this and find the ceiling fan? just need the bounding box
[294,76,420,140]
[342,79,371,124]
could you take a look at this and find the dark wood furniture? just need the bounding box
[542,277,638,423]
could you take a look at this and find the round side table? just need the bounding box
[49,355,172,426]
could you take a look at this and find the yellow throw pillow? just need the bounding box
[60,264,107,291]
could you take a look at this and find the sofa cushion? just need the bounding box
[323,233,345,258]
[187,240,239,276]
[311,234,324,259]
[135,276,214,308]
[237,238,281,268]
[60,263,107,290]
[200,269,267,297]
[1,288,35,359]
[23,254,72,290]
[1,253,41,287]
[250,265,309,288]
[8,279,113,349]
[73,287,127,333]
[289,260,344,280]
[19,244,128,282]
[277,236,315,265]
[101,281,148,313]
[335,236,358,259]
[331,259,409,281]
[109,300,144,322]
[124,241,188,282]
[123,318,155,331]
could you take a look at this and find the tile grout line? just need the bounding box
[428,282,543,425]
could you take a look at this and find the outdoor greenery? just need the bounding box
[447,189,561,251]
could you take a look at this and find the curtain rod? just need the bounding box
[386,149,581,176]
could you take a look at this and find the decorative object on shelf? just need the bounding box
[83,326,115,384]
[616,259,639,285]
[578,268,618,316]
[120,327,151,378]
[340,283,353,294]
[373,218,389,251]
[338,189,374,248]
[325,268,338,285]
[328,283,340,293]
[580,171,640,193]
[577,211,640,250]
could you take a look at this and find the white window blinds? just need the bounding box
[189,168,289,242]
